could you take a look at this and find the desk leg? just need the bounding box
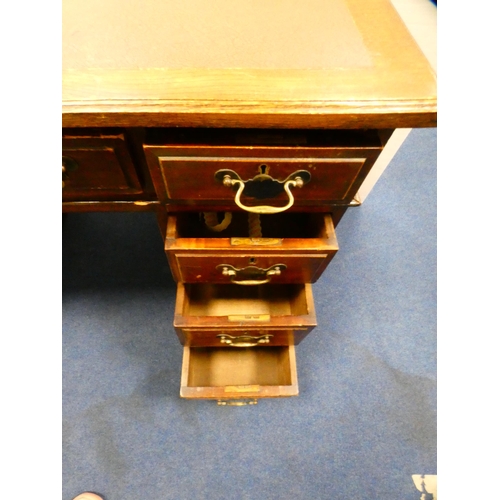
[155,206,168,242]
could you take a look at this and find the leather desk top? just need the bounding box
[62,0,437,129]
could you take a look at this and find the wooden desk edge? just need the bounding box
[62,101,437,129]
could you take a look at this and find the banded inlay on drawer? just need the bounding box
[144,129,384,209]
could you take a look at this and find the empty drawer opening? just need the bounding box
[174,212,330,239]
[182,284,309,317]
[187,347,292,387]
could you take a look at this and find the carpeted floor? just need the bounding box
[62,128,436,500]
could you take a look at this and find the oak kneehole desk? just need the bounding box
[62,0,437,404]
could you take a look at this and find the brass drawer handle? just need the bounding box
[216,333,273,347]
[216,263,286,285]
[215,168,311,214]
[217,399,258,406]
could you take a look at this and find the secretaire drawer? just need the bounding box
[165,212,338,283]
[174,283,316,333]
[144,129,385,210]
[180,345,299,401]
[62,132,144,201]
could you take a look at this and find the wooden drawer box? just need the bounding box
[174,282,316,339]
[144,129,384,210]
[180,345,298,402]
[165,212,338,284]
[175,260,314,402]
[62,132,144,201]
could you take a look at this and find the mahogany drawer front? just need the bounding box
[174,283,317,332]
[175,254,332,285]
[144,144,382,209]
[180,345,298,401]
[177,328,311,347]
[165,212,338,283]
[62,134,144,201]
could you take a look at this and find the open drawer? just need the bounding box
[174,282,316,335]
[165,212,338,284]
[180,345,298,402]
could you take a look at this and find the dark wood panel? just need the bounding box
[175,254,331,284]
[62,133,144,201]
[145,144,382,206]
[176,328,310,347]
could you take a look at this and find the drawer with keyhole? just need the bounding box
[165,212,338,284]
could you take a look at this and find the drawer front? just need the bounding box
[176,328,311,347]
[174,253,331,284]
[145,145,382,208]
[180,345,299,401]
[62,134,144,201]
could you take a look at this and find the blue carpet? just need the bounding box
[62,128,436,500]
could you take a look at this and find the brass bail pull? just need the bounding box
[215,168,311,214]
[217,399,258,406]
[216,333,273,347]
[229,177,301,214]
[217,263,286,285]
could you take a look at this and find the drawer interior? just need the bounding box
[186,346,293,388]
[145,127,386,147]
[180,284,309,317]
[173,212,330,239]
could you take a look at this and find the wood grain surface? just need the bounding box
[62,0,437,128]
